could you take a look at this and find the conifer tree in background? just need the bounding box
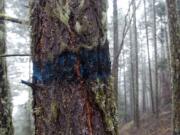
[0,0,13,134]
[30,0,118,134]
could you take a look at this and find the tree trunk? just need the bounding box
[143,0,155,114]
[133,0,140,128]
[159,17,171,105]
[165,23,171,73]
[112,0,119,105]
[152,0,159,118]
[141,53,147,113]
[166,0,180,134]
[30,0,118,135]
[0,0,13,134]
[129,24,134,120]
[123,51,127,122]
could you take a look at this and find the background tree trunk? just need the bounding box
[30,0,118,135]
[166,0,180,134]
[141,53,147,113]
[143,0,155,114]
[133,0,140,128]
[129,24,135,120]
[112,0,119,105]
[123,51,127,122]
[152,0,159,118]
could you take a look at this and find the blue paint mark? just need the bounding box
[33,63,42,83]
[80,49,99,79]
[56,53,77,80]
[42,62,54,83]
[33,48,111,83]
[98,46,111,80]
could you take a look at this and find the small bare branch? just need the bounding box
[0,54,31,57]
[0,14,28,24]
[116,0,142,59]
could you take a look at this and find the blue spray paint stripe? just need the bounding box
[33,48,111,83]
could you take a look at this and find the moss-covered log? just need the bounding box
[166,0,180,135]
[30,0,118,134]
[0,0,13,134]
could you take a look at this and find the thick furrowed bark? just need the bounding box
[30,0,118,135]
[33,81,115,135]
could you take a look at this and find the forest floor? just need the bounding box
[119,105,172,135]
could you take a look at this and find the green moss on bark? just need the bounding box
[91,77,118,134]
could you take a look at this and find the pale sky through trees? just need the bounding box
[108,0,129,17]
[108,0,154,60]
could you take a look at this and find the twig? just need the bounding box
[21,80,33,88]
[116,0,142,59]
[0,14,28,24]
[21,80,45,90]
[0,54,31,57]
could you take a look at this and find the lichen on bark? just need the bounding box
[91,77,117,132]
